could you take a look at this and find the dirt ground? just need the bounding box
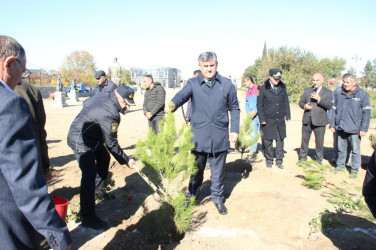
[43,88,376,250]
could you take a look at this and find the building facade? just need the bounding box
[131,67,181,88]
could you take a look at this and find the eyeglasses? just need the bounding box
[15,58,31,78]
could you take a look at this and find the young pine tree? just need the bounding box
[235,113,261,159]
[135,106,197,233]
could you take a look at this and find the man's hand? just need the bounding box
[304,103,313,110]
[261,121,266,125]
[126,159,135,169]
[229,133,239,143]
[360,131,367,137]
[65,245,71,250]
[330,128,335,133]
[164,102,176,113]
[145,112,152,119]
[250,110,257,118]
[311,92,321,102]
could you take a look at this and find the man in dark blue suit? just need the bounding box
[0,35,71,250]
[168,52,240,215]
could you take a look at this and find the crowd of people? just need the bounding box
[0,34,374,249]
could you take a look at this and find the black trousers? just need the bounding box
[73,144,110,218]
[189,150,227,204]
[299,119,326,162]
[264,135,284,165]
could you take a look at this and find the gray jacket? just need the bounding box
[171,73,240,153]
[143,82,166,118]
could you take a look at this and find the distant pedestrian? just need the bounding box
[142,75,166,134]
[94,70,117,95]
[329,73,371,178]
[243,75,260,154]
[257,68,291,169]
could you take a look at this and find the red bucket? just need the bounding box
[53,196,69,221]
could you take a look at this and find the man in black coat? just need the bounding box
[257,68,291,169]
[169,51,240,215]
[298,73,332,164]
[67,86,135,229]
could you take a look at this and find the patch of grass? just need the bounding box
[370,134,376,149]
[309,208,342,233]
[297,160,332,189]
[66,203,81,223]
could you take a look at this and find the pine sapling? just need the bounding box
[135,104,197,233]
[235,113,261,159]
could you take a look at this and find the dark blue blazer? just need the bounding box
[171,73,240,153]
[0,83,71,249]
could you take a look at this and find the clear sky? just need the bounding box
[3,0,376,79]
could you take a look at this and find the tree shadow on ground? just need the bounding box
[122,144,135,150]
[49,186,80,202]
[194,159,253,205]
[125,108,143,114]
[104,202,184,249]
[66,172,149,249]
[321,213,376,249]
[293,147,371,170]
[50,153,75,167]
[46,139,61,144]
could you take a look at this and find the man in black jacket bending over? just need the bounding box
[67,86,135,230]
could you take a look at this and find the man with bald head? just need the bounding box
[298,73,332,164]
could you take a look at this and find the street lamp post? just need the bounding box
[352,55,362,78]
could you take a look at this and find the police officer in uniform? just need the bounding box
[67,85,135,230]
[94,70,117,95]
[257,68,291,169]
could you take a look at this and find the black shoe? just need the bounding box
[82,215,108,230]
[215,203,228,215]
[266,164,272,168]
[277,164,284,169]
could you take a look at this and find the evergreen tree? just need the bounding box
[235,113,261,159]
[135,105,197,233]
[262,41,267,60]
[241,46,346,102]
